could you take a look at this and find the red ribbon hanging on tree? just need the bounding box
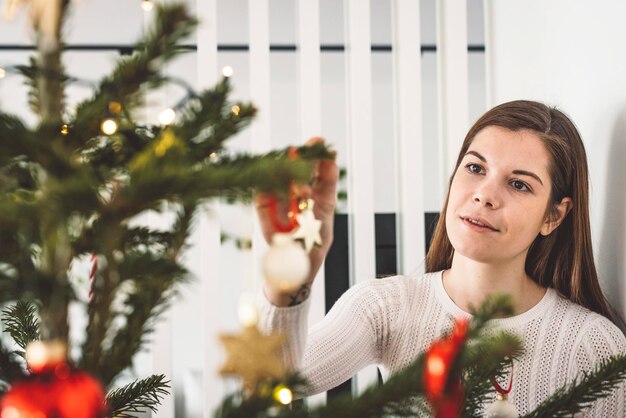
[490,358,514,397]
[423,318,469,418]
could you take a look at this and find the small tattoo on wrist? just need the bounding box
[288,283,311,306]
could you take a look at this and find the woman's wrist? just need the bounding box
[263,280,313,307]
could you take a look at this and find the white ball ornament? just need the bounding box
[485,395,519,418]
[263,233,310,293]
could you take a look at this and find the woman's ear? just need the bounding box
[540,197,572,236]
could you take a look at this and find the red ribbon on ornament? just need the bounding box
[267,195,301,233]
[423,318,469,418]
[266,147,305,233]
[490,358,514,396]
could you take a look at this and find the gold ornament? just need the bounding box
[155,130,178,157]
[219,325,286,393]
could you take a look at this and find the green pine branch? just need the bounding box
[521,354,626,418]
[1,301,41,354]
[68,4,198,148]
[0,341,26,393]
[106,374,170,417]
[461,332,523,417]
[97,267,187,386]
[466,294,515,339]
[82,207,193,385]
[173,79,256,158]
[214,295,519,418]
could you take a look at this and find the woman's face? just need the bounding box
[445,125,556,265]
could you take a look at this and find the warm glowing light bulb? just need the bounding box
[1,407,20,418]
[101,118,119,135]
[222,66,234,77]
[238,303,259,327]
[0,67,6,79]
[25,341,47,371]
[427,357,445,377]
[60,124,69,135]
[231,105,240,116]
[273,385,293,405]
[238,294,259,327]
[141,0,154,12]
[25,340,67,373]
[159,108,176,125]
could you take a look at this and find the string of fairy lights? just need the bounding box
[0,59,237,136]
[0,1,297,404]
[0,1,238,137]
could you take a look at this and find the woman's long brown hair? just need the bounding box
[425,100,615,321]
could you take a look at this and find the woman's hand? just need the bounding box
[255,137,338,306]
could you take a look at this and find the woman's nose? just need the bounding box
[472,182,501,209]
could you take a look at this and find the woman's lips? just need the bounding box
[460,216,498,232]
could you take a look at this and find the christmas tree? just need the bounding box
[0,1,329,416]
[1,2,626,417]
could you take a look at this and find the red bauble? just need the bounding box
[0,365,107,418]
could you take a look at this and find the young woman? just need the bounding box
[255,100,626,416]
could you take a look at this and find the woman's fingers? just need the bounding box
[255,137,337,241]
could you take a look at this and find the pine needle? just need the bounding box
[1,301,40,353]
[521,354,626,418]
[106,374,170,417]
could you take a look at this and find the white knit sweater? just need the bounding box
[258,271,626,417]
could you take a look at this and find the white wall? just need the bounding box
[486,0,626,315]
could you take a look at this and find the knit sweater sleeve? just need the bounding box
[569,316,626,417]
[257,277,407,396]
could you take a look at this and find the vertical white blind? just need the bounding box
[344,0,379,395]
[297,0,326,408]
[248,0,271,286]
[483,0,495,109]
[392,0,425,275]
[196,0,221,416]
[146,2,175,416]
[153,311,175,417]
[248,0,272,154]
[436,0,469,195]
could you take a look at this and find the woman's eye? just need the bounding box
[511,180,530,192]
[466,163,484,174]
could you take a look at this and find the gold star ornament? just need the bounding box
[219,325,287,393]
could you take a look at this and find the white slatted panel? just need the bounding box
[483,0,495,109]
[153,310,174,417]
[196,0,221,416]
[297,0,327,408]
[248,0,272,154]
[248,0,271,285]
[147,2,175,415]
[392,0,425,275]
[344,0,379,395]
[436,0,469,195]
